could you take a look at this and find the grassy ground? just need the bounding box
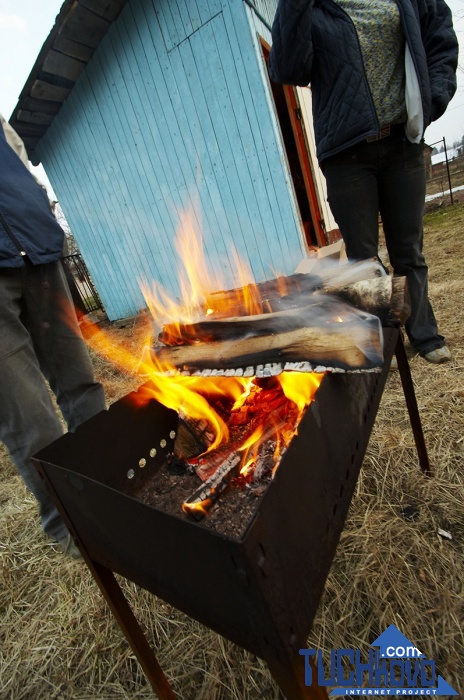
[1,202,463,699]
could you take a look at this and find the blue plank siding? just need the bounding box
[134,0,240,288]
[153,0,221,52]
[225,2,305,268]
[41,96,144,320]
[36,0,307,321]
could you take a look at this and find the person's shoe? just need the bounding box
[421,346,451,364]
[56,533,82,560]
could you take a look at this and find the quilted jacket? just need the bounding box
[269,0,458,163]
[0,121,64,267]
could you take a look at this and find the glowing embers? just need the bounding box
[127,371,322,529]
[180,373,322,520]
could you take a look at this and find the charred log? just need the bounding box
[182,454,241,520]
[203,272,323,319]
[153,316,383,373]
[202,259,385,320]
[159,275,408,347]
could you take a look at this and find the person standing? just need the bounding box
[269,0,458,363]
[0,115,106,557]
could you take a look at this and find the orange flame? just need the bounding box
[182,498,213,517]
[233,372,323,481]
[84,206,324,473]
[228,246,263,317]
[239,423,266,475]
[86,323,322,460]
[278,372,322,416]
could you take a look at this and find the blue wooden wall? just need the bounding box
[37,0,305,321]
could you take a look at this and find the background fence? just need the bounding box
[62,253,105,318]
[426,139,464,206]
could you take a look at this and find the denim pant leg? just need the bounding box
[322,137,444,354]
[377,139,444,354]
[0,262,106,541]
[0,268,66,540]
[322,142,383,261]
[22,262,106,432]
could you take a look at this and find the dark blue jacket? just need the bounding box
[269,0,458,163]
[0,128,64,267]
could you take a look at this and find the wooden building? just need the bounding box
[10,0,338,321]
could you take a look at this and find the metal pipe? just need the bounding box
[443,137,454,205]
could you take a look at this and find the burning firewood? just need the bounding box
[159,274,408,347]
[201,259,386,318]
[152,259,409,376]
[182,454,241,520]
[203,271,323,319]
[160,273,408,344]
[153,324,382,373]
[323,274,410,325]
[178,376,303,522]
[152,307,383,374]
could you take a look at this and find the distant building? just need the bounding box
[431,147,459,166]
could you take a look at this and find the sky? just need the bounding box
[1,0,463,193]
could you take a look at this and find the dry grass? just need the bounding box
[1,203,463,698]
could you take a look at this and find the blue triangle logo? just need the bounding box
[307,624,459,696]
[436,675,459,695]
[371,623,425,658]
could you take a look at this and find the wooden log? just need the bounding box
[314,257,385,287]
[323,274,410,325]
[173,418,209,460]
[204,272,323,318]
[153,318,383,372]
[182,454,241,520]
[160,300,343,345]
[202,259,385,317]
[159,276,408,347]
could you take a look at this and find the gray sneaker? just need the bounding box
[422,346,451,364]
[56,533,82,560]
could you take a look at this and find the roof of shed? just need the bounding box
[9,0,128,159]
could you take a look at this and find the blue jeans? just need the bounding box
[0,261,106,541]
[322,131,445,355]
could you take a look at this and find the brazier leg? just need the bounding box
[394,331,432,476]
[82,559,177,700]
[33,459,176,699]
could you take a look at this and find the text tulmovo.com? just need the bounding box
[299,624,458,696]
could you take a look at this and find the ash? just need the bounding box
[130,438,278,540]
